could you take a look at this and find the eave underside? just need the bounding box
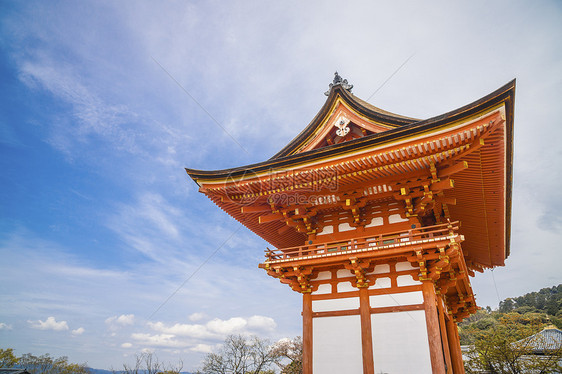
[197,112,510,269]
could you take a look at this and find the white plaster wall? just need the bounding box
[317,225,334,236]
[397,274,421,286]
[368,264,390,274]
[337,281,355,293]
[395,261,417,271]
[372,310,432,374]
[312,284,331,295]
[312,297,359,312]
[370,277,391,289]
[311,271,332,281]
[388,213,408,223]
[337,269,352,278]
[338,222,355,232]
[370,291,423,307]
[365,216,384,227]
[313,315,363,374]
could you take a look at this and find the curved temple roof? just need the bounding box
[186,78,515,269]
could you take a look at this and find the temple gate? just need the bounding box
[186,74,515,374]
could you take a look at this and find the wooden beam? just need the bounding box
[258,212,284,224]
[277,225,292,235]
[431,178,455,191]
[241,205,271,213]
[439,196,457,205]
[438,161,468,178]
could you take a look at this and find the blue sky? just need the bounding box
[0,0,561,370]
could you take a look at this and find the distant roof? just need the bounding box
[516,326,562,354]
[0,369,31,374]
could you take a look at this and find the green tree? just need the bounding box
[17,352,90,374]
[464,314,562,374]
[0,348,19,368]
[499,298,514,313]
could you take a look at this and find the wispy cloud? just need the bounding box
[18,59,141,156]
[106,192,189,263]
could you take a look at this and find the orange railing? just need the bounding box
[264,221,459,262]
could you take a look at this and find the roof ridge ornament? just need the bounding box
[324,71,354,96]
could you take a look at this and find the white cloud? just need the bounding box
[205,317,247,335]
[106,314,135,327]
[190,344,213,353]
[188,312,206,322]
[135,315,277,352]
[121,342,133,348]
[148,321,212,340]
[247,315,276,331]
[131,333,189,348]
[148,315,277,342]
[0,323,13,330]
[71,327,85,335]
[28,316,69,331]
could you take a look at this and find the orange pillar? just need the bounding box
[422,280,446,374]
[359,287,374,374]
[437,297,453,373]
[446,316,465,374]
[303,293,313,374]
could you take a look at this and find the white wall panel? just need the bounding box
[312,297,359,312]
[369,264,390,274]
[338,222,355,232]
[312,284,332,295]
[337,281,355,292]
[365,216,384,227]
[370,291,423,307]
[337,269,352,278]
[311,271,332,281]
[396,274,421,286]
[372,310,432,373]
[388,213,408,223]
[371,277,391,289]
[317,225,334,235]
[313,315,363,374]
[395,261,418,271]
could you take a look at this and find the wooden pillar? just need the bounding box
[445,315,465,374]
[303,292,313,374]
[359,287,374,374]
[436,297,453,373]
[422,280,446,374]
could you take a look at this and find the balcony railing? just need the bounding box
[264,221,460,263]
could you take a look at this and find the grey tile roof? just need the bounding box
[516,327,562,354]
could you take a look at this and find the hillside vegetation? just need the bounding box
[459,284,562,345]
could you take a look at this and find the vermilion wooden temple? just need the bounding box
[186,73,515,374]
